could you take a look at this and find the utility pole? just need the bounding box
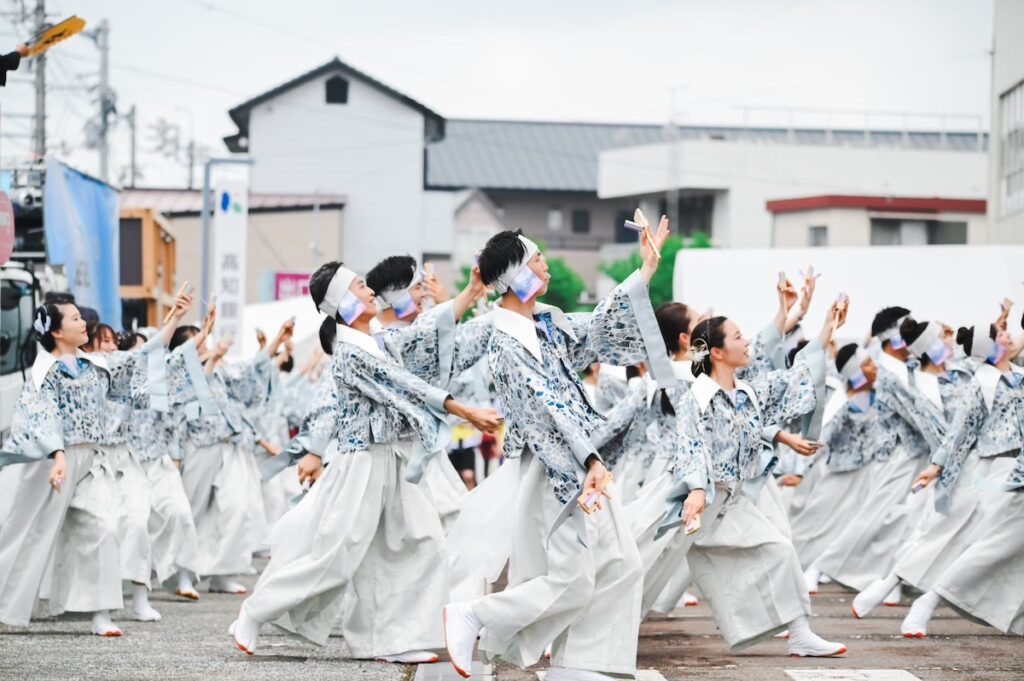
[33,0,46,157]
[125,104,137,187]
[97,19,112,182]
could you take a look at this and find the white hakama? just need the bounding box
[0,445,123,624]
[789,464,873,569]
[933,491,1024,635]
[894,457,1008,592]
[814,446,928,591]
[143,456,199,586]
[687,484,809,650]
[244,442,448,657]
[467,450,643,676]
[109,443,153,586]
[180,441,264,577]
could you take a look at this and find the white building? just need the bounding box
[224,58,452,271]
[989,0,1024,242]
[597,136,988,248]
[767,195,987,248]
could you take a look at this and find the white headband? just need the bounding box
[377,266,423,310]
[876,315,909,342]
[969,324,998,361]
[315,266,359,316]
[492,235,539,295]
[839,347,868,382]
[907,321,942,357]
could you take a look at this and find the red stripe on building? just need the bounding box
[765,195,986,214]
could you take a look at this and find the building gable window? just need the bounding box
[325,76,349,104]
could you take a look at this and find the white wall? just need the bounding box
[245,72,448,271]
[597,140,988,248]
[989,0,1024,242]
[673,245,1024,344]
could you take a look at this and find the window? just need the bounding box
[1000,79,1024,217]
[571,209,590,234]
[870,219,967,245]
[547,207,563,232]
[325,76,349,104]
[808,225,828,247]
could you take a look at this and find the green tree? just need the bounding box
[598,232,712,308]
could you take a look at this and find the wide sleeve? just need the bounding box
[304,372,342,456]
[382,300,459,384]
[933,383,985,479]
[0,376,65,465]
[451,314,495,379]
[99,331,165,401]
[563,271,675,387]
[488,340,601,474]
[220,350,274,408]
[657,395,713,537]
[879,374,948,450]
[333,345,452,453]
[749,339,826,436]
[738,323,785,383]
[590,378,647,468]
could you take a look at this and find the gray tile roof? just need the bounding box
[425,119,987,193]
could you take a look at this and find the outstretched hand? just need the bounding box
[639,215,670,283]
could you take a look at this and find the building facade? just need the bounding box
[989,0,1024,242]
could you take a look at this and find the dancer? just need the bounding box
[894,320,1023,637]
[444,221,672,681]
[807,306,945,594]
[231,261,501,664]
[0,289,192,635]
[656,297,848,656]
[850,318,974,618]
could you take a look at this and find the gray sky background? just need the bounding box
[0,0,994,187]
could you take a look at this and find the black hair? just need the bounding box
[117,330,148,351]
[88,322,117,350]
[34,295,76,353]
[43,290,75,304]
[625,365,643,381]
[169,325,199,352]
[279,353,295,373]
[900,317,933,366]
[786,339,810,369]
[478,230,527,288]
[956,323,997,357]
[655,302,693,355]
[835,342,859,374]
[310,260,345,354]
[366,255,416,296]
[871,306,910,342]
[689,316,728,378]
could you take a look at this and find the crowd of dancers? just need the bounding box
[1,217,1022,681]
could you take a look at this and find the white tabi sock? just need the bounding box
[90,610,123,637]
[130,583,162,622]
[852,574,899,618]
[787,615,847,657]
[901,590,941,638]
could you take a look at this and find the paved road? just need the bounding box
[2,573,1021,681]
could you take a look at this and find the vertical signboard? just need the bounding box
[210,167,249,355]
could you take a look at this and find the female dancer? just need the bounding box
[660,300,848,656]
[0,290,192,635]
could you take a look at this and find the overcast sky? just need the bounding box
[0,0,994,187]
